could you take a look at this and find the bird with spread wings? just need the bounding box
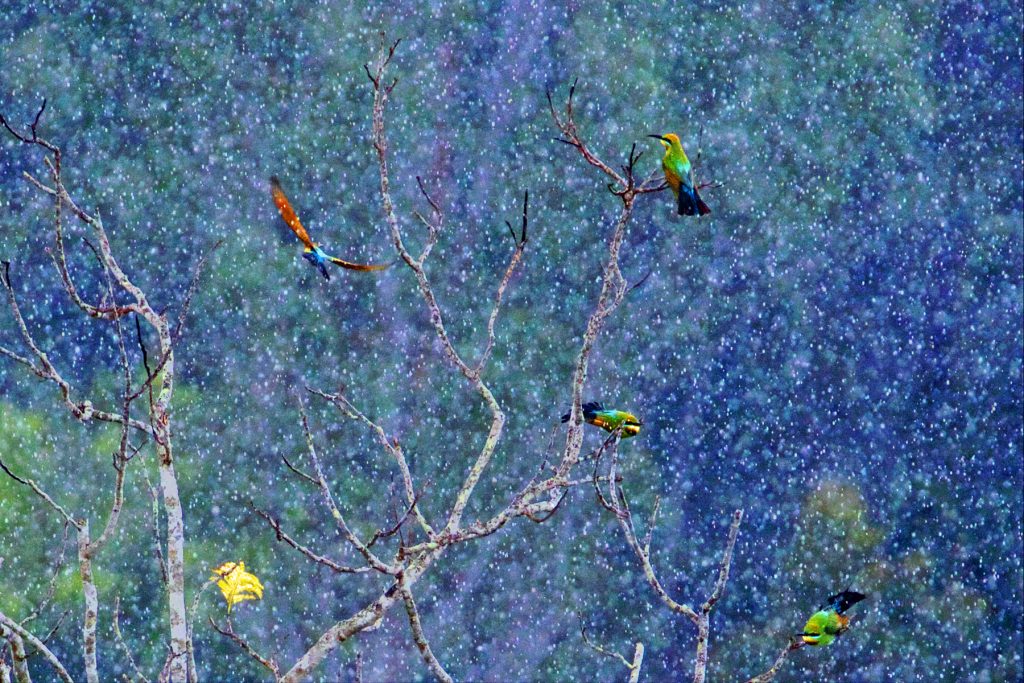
[269,176,389,280]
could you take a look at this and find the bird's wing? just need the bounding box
[270,177,316,250]
[324,253,390,272]
[802,610,827,636]
[620,411,642,426]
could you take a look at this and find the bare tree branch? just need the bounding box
[209,618,280,682]
[279,35,682,682]
[578,613,638,670]
[250,503,372,575]
[0,612,72,683]
[0,262,150,432]
[693,510,744,681]
[308,386,434,540]
[1,615,31,683]
[113,597,151,683]
[144,476,170,587]
[744,638,806,683]
[280,452,318,487]
[365,32,507,537]
[601,446,746,683]
[399,584,453,683]
[297,399,395,574]
[0,457,80,529]
[184,579,217,683]
[475,190,529,375]
[1,99,202,680]
[172,239,223,343]
[20,523,70,628]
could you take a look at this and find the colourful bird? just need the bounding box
[561,402,642,438]
[649,133,711,216]
[269,176,389,280]
[799,590,867,646]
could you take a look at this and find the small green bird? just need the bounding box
[561,402,642,438]
[799,590,867,646]
[649,133,711,216]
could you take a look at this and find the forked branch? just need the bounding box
[578,613,645,682]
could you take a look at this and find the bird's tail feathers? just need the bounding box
[562,401,603,423]
[827,590,867,614]
[678,187,712,216]
[695,190,712,216]
[326,254,390,271]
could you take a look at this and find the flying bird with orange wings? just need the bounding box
[269,176,389,280]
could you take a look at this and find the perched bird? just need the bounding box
[799,590,867,646]
[561,402,642,438]
[649,133,711,216]
[269,176,389,280]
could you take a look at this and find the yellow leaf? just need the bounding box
[211,561,264,613]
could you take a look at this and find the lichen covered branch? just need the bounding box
[400,584,453,683]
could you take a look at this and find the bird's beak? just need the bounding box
[648,134,670,143]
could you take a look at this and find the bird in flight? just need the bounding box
[269,176,389,280]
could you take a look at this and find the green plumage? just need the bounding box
[561,402,642,438]
[800,590,866,646]
[800,609,846,646]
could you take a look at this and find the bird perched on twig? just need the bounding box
[649,133,712,216]
[561,402,642,438]
[269,176,389,280]
[798,590,867,646]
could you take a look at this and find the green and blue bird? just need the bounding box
[270,176,389,280]
[649,133,711,216]
[561,402,642,438]
[799,590,867,646]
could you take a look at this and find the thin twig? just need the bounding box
[172,240,223,343]
[250,503,371,574]
[280,453,318,487]
[143,476,169,587]
[744,638,806,683]
[209,618,281,681]
[0,457,80,529]
[308,386,434,539]
[366,490,424,548]
[185,579,215,683]
[21,608,71,658]
[21,521,70,626]
[113,597,151,683]
[297,399,395,574]
[578,613,635,669]
[476,190,529,376]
